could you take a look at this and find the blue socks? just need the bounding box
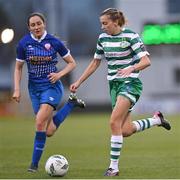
[53,102,74,129]
[32,131,46,167]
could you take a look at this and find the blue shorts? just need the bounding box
[28,81,64,114]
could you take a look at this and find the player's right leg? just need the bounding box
[104,96,131,176]
[28,104,54,172]
[28,83,56,172]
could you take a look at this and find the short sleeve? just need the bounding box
[94,38,104,60]
[130,33,149,59]
[54,39,70,58]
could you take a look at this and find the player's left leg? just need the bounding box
[122,112,136,137]
[122,111,171,137]
[46,93,86,137]
[132,111,171,133]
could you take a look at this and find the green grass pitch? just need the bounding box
[0,113,179,179]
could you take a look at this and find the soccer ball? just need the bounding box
[45,155,69,177]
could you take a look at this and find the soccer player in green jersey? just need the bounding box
[70,8,171,176]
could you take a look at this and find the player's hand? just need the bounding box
[69,81,80,93]
[48,73,60,84]
[12,90,21,103]
[117,66,135,78]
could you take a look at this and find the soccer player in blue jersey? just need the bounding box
[12,12,85,172]
[70,8,171,176]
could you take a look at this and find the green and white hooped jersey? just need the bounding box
[94,28,149,81]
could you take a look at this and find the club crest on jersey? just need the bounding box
[120,41,130,48]
[45,43,51,50]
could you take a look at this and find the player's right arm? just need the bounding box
[12,61,24,103]
[70,58,101,93]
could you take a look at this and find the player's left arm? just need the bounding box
[118,33,151,77]
[59,54,76,77]
[118,55,151,77]
[48,54,76,83]
[132,55,151,71]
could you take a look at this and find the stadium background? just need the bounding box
[0,0,180,179]
[0,0,180,115]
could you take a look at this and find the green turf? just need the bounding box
[0,113,179,179]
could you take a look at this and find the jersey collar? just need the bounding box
[30,31,47,42]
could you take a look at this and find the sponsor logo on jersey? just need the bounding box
[29,56,52,64]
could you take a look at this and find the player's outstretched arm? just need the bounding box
[70,58,101,93]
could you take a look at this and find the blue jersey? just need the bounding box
[16,31,70,83]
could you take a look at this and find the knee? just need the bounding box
[110,119,121,131]
[35,118,47,131]
[36,122,44,131]
[110,120,115,130]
